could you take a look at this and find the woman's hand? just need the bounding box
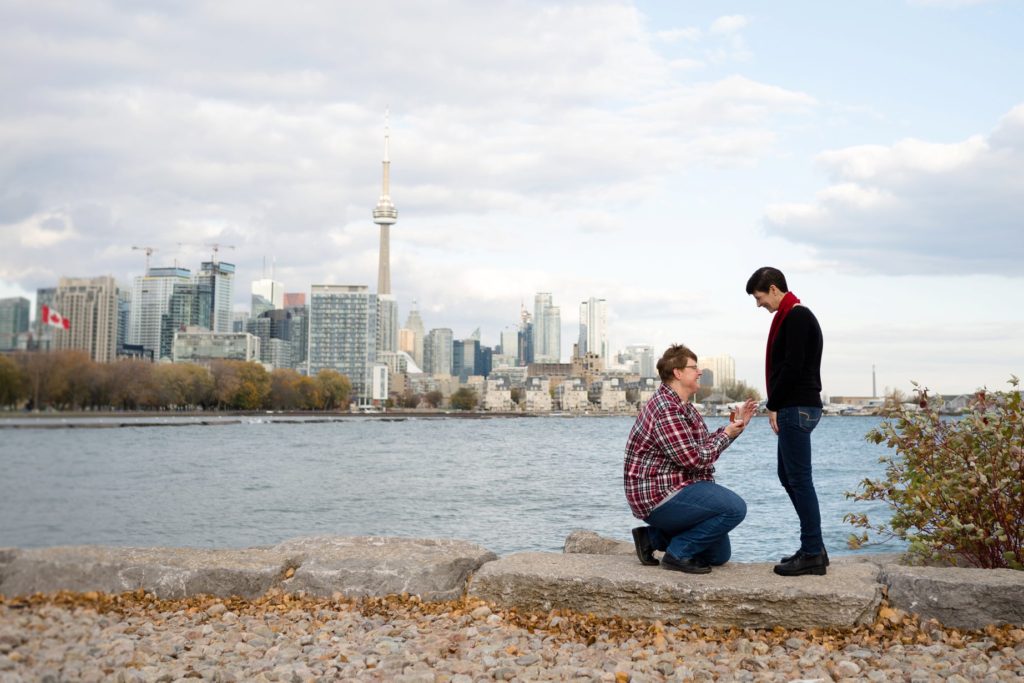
[724,398,758,439]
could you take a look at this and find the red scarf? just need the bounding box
[766,291,800,390]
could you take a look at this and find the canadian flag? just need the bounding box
[41,304,70,330]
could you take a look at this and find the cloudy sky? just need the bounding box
[2,0,1022,396]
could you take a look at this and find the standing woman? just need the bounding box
[745,266,827,576]
[625,344,756,574]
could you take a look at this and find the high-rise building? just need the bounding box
[160,281,213,360]
[423,328,453,376]
[373,117,398,296]
[197,261,235,333]
[578,297,609,364]
[532,292,561,363]
[699,354,736,390]
[500,326,519,365]
[0,297,30,351]
[52,276,118,363]
[129,267,192,360]
[251,277,283,317]
[284,303,309,371]
[116,289,131,356]
[518,306,534,365]
[376,294,398,353]
[309,285,378,405]
[403,304,425,369]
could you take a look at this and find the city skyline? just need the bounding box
[1,2,1022,396]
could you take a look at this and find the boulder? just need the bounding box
[470,552,883,629]
[881,564,1024,629]
[563,530,633,556]
[0,546,292,599]
[0,548,20,590]
[274,536,496,602]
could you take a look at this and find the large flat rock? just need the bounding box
[0,536,497,602]
[882,564,1024,630]
[0,545,292,599]
[470,552,883,629]
[274,536,497,601]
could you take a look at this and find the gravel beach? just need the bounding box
[1,590,1022,682]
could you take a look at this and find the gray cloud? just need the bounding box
[763,105,1024,276]
[0,0,817,335]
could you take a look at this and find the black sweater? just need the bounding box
[767,305,823,411]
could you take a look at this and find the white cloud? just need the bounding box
[709,15,751,35]
[656,27,701,43]
[763,105,1024,275]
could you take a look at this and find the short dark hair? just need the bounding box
[657,344,697,382]
[745,266,788,295]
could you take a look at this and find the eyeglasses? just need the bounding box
[677,364,700,373]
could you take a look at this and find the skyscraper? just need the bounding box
[403,303,425,369]
[377,294,398,353]
[578,297,609,364]
[309,285,378,405]
[373,117,398,296]
[129,266,192,359]
[52,276,118,363]
[197,261,235,333]
[0,297,30,350]
[423,328,453,376]
[533,292,561,363]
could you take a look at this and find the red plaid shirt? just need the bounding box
[624,382,733,519]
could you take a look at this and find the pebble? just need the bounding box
[1,594,1023,682]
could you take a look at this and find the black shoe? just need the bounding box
[661,552,712,574]
[774,551,828,576]
[631,526,659,566]
[780,548,830,566]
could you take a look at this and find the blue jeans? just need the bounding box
[776,406,824,554]
[644,481,746,565]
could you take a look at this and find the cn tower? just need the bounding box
[373,114,398,295]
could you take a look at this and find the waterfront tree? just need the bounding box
[0,355,27,409]
[449,387,478,411]
[315,369,351,410]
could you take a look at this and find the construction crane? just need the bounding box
[205,242,235,264]
[131,246,158,273]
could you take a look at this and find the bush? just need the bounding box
[845,377,1023,569]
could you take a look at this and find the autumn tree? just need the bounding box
[0,355,27,408]
[211,360,271,410]
[316,369,351,410]
[449,387,478,411]
[154,363,213,409]
[295,375,322,410]
[423,389,443,409]
[269,368,303,410]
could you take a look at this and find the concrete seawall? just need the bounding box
[2,531,1022,631]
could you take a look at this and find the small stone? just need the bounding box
[515,653,540,666]
[836,660,861,676]
[471,606,492,619]
[206,603,227,617]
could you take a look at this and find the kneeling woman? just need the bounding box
[624,344,756,574]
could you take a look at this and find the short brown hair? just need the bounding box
[657,344,697,382]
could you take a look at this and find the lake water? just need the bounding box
[0,415,904,561]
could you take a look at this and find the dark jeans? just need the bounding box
[644,481,746,565]
[776,406,824,554]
